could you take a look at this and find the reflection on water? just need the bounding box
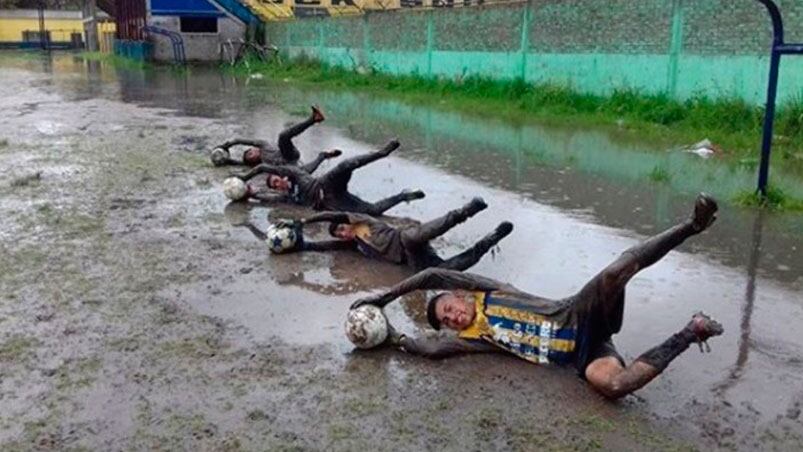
[714,210,763,395]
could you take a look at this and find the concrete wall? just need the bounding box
[147,15,245,61]
[265,0,803,104]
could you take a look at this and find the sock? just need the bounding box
[635,328,697,372]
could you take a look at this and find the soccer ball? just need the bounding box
[345,305,388,349]
[210,147,230,166]
[265,223,298,254]
[223,177,248,201]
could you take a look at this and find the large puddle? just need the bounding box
[2,51,801,445]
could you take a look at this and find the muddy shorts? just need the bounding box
[568,273,628,377]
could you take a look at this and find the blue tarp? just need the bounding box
[150,0,225,17]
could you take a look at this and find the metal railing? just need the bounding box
[755,0,803,197]
[142,25,186,64]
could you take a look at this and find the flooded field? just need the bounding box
[0,51,801,450]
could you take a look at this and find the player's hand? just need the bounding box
[385,322,404,346]
[350,295,383,310]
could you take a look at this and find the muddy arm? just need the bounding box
[397,335,499,359]
[250,190,290,203]
[235,163,306,182]
[220,138,268,149]
[302,212,351,225]
[351,268,503,309]
[301,240,356,252]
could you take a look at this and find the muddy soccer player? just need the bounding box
[211,105,341,172]
[351,193,724,399]
[270,197,514,271]
[233,139,425,216]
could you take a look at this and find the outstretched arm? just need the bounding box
[270,215,355,252]
[235,163,306,182]
[351,268,503,309]
[220,138,269,149]
[302,240,357,252]
[381,322,498,358]
[302,212,351,225]
[398,336,500,359]
[250,190,290,203]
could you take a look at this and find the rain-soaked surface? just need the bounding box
[0,51,801,450]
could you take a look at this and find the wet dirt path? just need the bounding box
[0,52,801,450]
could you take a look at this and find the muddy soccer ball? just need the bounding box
[210,147,230,166]
[223,177,248,201]
[345,305,388,349]
[265,224,298,254]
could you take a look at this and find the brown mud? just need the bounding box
[0,51,801,451]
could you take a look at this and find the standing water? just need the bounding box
[1,51,801,450]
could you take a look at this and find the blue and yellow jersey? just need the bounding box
[458,291,577,364]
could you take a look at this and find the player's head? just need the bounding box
[243,147,261,166]
[267,174,291,192]
[329,222,357,240]
[426,291,476,331]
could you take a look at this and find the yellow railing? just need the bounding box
[244,0,523,21]
[242,0,295,21]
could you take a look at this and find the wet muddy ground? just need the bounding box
[0,52,801,450]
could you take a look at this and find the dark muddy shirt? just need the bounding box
[344,214,406,264]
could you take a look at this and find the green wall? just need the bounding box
[266,0,803,105]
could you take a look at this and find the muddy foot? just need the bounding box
[692,193,718,232]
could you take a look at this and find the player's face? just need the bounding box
[267,175,291,192]
[436,293,476,331]
[243,148,261,166]
[333,224,356,240]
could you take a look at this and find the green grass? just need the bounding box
[648,165,671,183]
[734,186,803,211]
[229,54,803,175]
[77,51,149,70]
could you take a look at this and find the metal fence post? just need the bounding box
[754,0,803,197]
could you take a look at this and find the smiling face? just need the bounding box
[267,174,291,192]
[434,292,476,331]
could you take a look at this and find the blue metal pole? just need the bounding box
[757,48,780,196]
[755,0,785,197]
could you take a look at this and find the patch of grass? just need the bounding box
[230,55,803,174]
[0,335,39,363]
[733,186,803,212]
[0,138,8,148]
[648,165,671,183]
[55,357,102,391]
[77,51,149,70]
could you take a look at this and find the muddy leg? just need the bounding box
[585,312,724,399]
[584,194,718,319]
[402,197,488,246]
[321,139,400,191]
[300,149,342,174]
[359,190,425,216]
[438,222,513,271]
[277,106,324,163]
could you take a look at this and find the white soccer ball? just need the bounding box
[223,177,248,201]
[265,223,298,254]
[345,305,388,349]
[211,147,230,166]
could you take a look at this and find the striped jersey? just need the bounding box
[458,291,577,364]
